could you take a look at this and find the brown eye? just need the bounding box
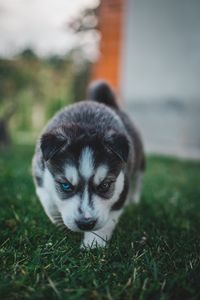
[97,181,112,193]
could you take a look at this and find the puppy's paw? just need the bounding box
[81,233,108,249]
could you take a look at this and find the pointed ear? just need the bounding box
[104,131,130,163]
[40,132,67,161]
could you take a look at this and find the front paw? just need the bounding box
[81,233,108,249]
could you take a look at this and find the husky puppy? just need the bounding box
[32,81,145,248]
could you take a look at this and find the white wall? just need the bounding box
[121,0,200,102]
[120,0,200,158]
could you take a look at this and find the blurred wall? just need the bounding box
[121,0,200,101]
[121,0,200,158]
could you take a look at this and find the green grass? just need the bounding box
[0,145,200,300]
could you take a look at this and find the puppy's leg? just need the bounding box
[36,186,59,224]
[131,171,144,204]
[82,210,122,248]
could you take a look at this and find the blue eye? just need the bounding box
[60,182,73,192]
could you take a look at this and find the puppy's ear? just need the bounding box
[40,131,67,161]
[104,131,129,163]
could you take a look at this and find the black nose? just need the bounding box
[75,218,97,231]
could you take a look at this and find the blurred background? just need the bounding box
[0,0,200,159]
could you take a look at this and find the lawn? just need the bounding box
[0,144,200,300]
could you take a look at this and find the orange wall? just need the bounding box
[92,0,124,94]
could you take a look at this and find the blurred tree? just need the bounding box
[0,4,99,147]
[45,55,67,70]
[67,4,99,101]
[0,59,33,147]
[20,48,38,61]
[68,7,98,33]
[72,60,91,101]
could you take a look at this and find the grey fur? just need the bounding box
[32,81,145,239]
[33,101,144,186]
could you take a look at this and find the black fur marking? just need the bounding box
[88,185,94,209]
[35,175,43,187]
[111,174,129,211]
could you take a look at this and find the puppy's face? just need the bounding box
[41,126,129,232]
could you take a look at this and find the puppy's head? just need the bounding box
[41,125,129,232]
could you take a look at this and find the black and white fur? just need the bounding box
[32,81,145,248]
